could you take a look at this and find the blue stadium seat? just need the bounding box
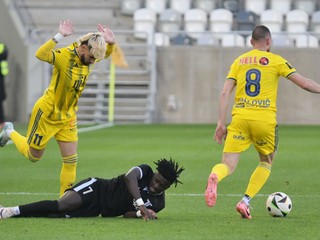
[236,10,257,31]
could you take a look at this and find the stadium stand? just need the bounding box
[145,0,168,14]
[236,10,258,31]
[194,0,217,14]
[154,32,171,46]
[209,8,233,33]
[223,0,240,13]
[286,9,309,32]
[260,9,284,33]
[295,34,319,47]
[170,33,193,45]
[158,8,183,37]
[133,8,157,40]
[311,10,320,33]
[184,8,208,39]
[270,0,293,16]
[121,0,143,15]
[294,0,317,15]
[244,0,267,15]
[221,33,245,47]
[169,0,192,14]
[196,33,220,46]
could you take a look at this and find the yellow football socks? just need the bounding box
[245,162,271,198]
[211,163,230,182]
[60,154,78,197]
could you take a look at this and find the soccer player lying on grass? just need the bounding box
[0,158,184,220]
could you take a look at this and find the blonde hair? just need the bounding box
[78,32,106,60]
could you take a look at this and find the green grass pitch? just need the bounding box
[0,124,320,240]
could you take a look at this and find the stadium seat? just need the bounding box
[220,34,245,47]
[158,8,182,37]
[271,34,295,47]
[246,33,295,48]
[194,0,217,14]
[295,34,319,48]
[236,10,257,31]
[154,32,171,46]
[184,8,208,39]
[121,0,143,15]
[286,10,309,33]
[170,0,192,14]
[133,8,157,40]
[145,0,167,14]
[260,10,283,33]
[311,11,320,33]
[294,0,316,15]
[270,0,292,16]
[170,33,193,45]
[244,0,267,15]
[209,9,233,33]
[224,0,240,13]
[196,33,220,46]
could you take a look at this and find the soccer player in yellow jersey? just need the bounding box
[0,19,115,197]
[204,25,320,219]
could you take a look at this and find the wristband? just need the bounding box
[53,33,64,43]
[136,210,142,217]
[135,198,144,206]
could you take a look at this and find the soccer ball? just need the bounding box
[266,192,292,217]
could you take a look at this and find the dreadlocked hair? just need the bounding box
[154,158,185,187]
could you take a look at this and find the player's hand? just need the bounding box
[147,209,158,219]
[139,205,157,220]
[97,24,115,45]
[214,124,227,144]
[58,19,74,37]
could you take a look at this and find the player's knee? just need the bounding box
[27,151,41,162]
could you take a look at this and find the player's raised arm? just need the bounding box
[35,19,74,62]
[97,24,115,45]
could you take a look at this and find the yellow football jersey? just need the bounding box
[36,39,114,121]
[227,49,296,123]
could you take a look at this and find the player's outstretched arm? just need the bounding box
[288,73,320,93]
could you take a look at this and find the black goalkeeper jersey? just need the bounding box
[98,164,165,217]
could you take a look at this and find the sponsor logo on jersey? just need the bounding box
[239,56,258,65]
[259,57,269,65]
